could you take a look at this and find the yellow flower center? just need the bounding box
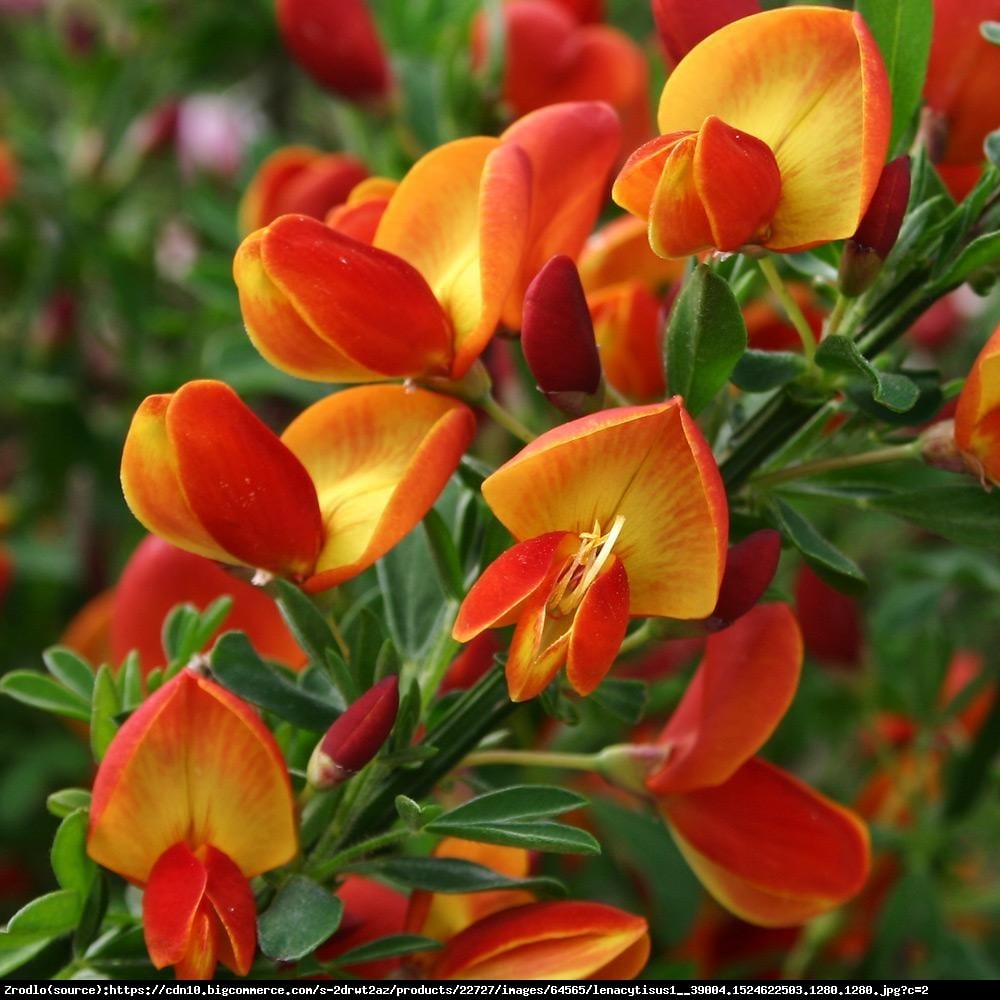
[547,514,626,618]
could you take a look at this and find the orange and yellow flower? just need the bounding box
[87,670,297,978]
[453,398,728,701]
[954,324,1000,486]
[613,6,891,258]
[121,380,474,592]
[646,604,870,926]
[234,102,621,383]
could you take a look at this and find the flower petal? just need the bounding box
[506,583,574,703]
[143,842,208,969]
[280,386,475,592]
[203,846,257,977]
[430,901,649,980]
[656,7,891,251]
[239,214,454,380]
[660,758,870,927]
[159,380,323,579]
[565,556,630,696]
[453,533,576,641]
[648,603,802,795]
[955,324,1000,485]
[174,908,218,981]
[578,216,682,294]
[482,399,728,619]
[88,670,297,883]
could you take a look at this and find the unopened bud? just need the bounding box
[919,418,970,476]
[595,743,669,795]
[307,676,399,789]
[839,156,911,297]
[705,529,781,630]
[522,255,603,417]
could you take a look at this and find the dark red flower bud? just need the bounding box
[839,156,911,297]
[652,0,761,66]
[522,255,602,415]
[276,0,391,102]
[439,633,500,694]
[307,676,399,789]
[707,529,781,629]
[794,565,863,670]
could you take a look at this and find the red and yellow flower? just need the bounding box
[87,669,297,978]
[233,102,620,383]
[954,324,1000,486]
[646,604,870,926]
[453,398,728,701]
[121,380,474,592]
[613,6,891,258]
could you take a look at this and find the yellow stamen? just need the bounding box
[548,514,626,618]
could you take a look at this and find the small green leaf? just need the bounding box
[771,500,867,596]
[46,788,92,819]
[426,819,600,855]
[0,937,51,977]
[90,665,121,762]
[846,370,943,426]
[430,785,586,826]
[815,335,920,412]
[422,508,466,601]
[986,131,1000,169]
[42,647,94,700]
[192,596,234,650]
[258,876,344,962]
[588,677,648,725]
[350,857,566,897]
[731,350,809,392]
[329,934,441,968]
[0,672,90,721]
[211,632,340,732]
[982,20,1000,44]
[273,579,340,669]
[856,0,933,154]
[934,231,1000,290]
[666,263,747,415]
[119,652,143,712]
[6,890,81,941]
[73,873,108,957]
[395,795,425,829]
[51,810,96,898]
[161,603,201,662]
[868,485,1000,550]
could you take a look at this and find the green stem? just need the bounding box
[825,293,849,338]
[308,827,411,883]
[618,620,657,656]
[751,441,920,489]
[480,394,537,444]
[462,748,601,771]
[758,256,817,360]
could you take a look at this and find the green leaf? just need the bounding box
[119,651,144,712]
[350,857,566,897]
[731,350,809,392]
[815,334,920,412]
[42,646,94,700]
[666,263,747,415]
[211,632,340,732]
[376,521,451,661]
[846,369,943,426]
[588,677,648,725]
[0,672,90,721]
[867,485,1000,549]
[933,230,1000,289]
[422,508,466,601]
[90,665,121,762]
[982,20,1000,44]
[161,603,200,662]
[272,580,340,670]
[771,500,867,596]
[51,810,96,898]
[46,788,91,819]
[427,785,587,825]
[73,872,108,957]
[6,890,81,941]
[856,0,933,154]
[986,130,1000,169]
[426,818,600,855]
[329,934,441,968]
[258,876,344,962]
[395,795,426,829]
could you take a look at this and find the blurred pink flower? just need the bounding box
[175,94,261,179]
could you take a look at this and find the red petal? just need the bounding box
[709,529,782,627]
[203,846,257,977]
[566,556,630,696]
[652,0,761,65]
[143,842,208,969]
[649,604,802,794]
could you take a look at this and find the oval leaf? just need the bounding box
[424,819,600,855]
[258,876,344,962]
[348,856,566,897]
[428,785,587,826]
[0,672,90,721]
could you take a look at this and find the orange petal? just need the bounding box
[565,555,630,696]
[280,386,475,592]
[406,839,534,948]
[88,670,297,884]
[110,535,306,674]
[161,380,323,579]
[376,137,531,376]
[646,131,714,257]
[955,324,1000,485]
[648,603,802,795]
[482,399,728,619]
[174,907,218,981]
[143,842,208,969]
[588,281,666,402]
[506,580,575,703]
[453,533,576,641]
[655,7,891,251]
[238,214,454,380]
[578,216,683,294]
[612,132,690,224]
[660,758,870,927]
[325,198,388,244]
[500,102,623,328]
[203,846,257,977]
[430,901,649,980]
[238,146,315,235]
